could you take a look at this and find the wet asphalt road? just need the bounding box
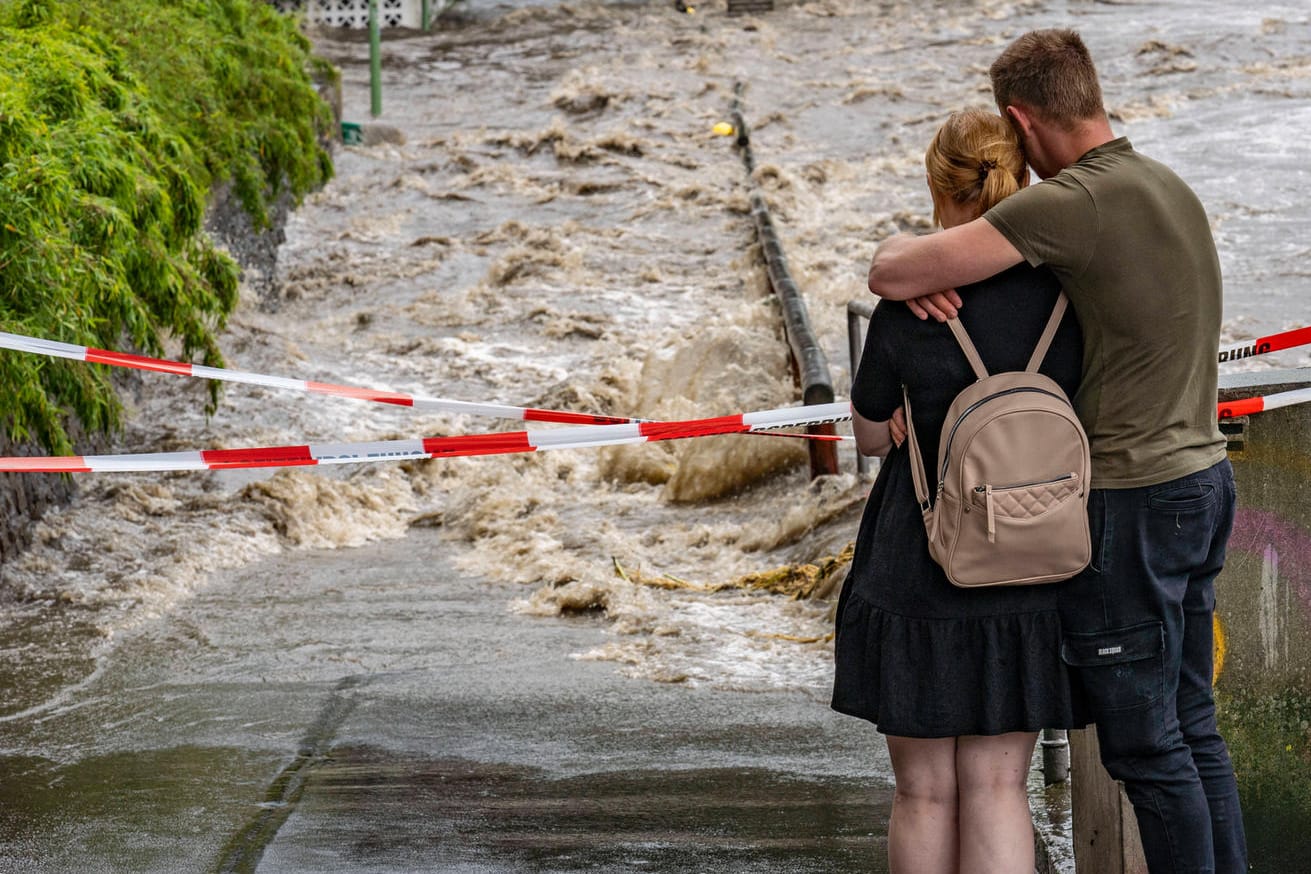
[0,528,893,873]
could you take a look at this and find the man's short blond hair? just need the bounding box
[989,29,1105,129]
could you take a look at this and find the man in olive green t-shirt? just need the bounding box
[866,29,1245,874]
[985,137,1228,488]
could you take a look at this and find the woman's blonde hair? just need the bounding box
[925,109,1027,227]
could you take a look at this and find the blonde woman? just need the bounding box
[832,109,1087,874]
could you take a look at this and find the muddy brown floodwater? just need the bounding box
[0,0,1307,871]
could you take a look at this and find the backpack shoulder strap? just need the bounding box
[946,319,989,381]
[1025,293,1069,373]
[903,387,933,513]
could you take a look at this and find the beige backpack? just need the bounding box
[904,294,1091,588]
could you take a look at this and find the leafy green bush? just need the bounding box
[70,0,337,228]
[0,0,334,454]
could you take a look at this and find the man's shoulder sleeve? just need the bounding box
[984,177,1096,272]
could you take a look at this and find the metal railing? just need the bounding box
[731,84,838,478]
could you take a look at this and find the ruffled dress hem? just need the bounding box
[831,586,1090,738]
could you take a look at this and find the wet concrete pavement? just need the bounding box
[0,528,893,872]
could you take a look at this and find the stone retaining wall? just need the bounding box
[0,177,300,572]
[0,443,78,571]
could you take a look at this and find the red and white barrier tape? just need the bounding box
[1217,326,1311,364]
[1217,387,1311,420]
[0,324,1302,475]
[3,323,1306,426]
[0,331,637,426]
[0,402,854,473]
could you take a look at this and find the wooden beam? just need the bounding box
[1070,728,1148,873]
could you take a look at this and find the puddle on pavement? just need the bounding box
[262,746,892,874]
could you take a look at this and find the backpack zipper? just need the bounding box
[973,472,1077,493]
[938,387,1069,485]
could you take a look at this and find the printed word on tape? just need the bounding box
[1217,326,1311,364]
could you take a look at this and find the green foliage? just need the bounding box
[1215,689,1311,872]
[70,0,337,228]
[0,0,334,454]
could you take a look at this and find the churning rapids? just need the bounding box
[2,0,1309,717]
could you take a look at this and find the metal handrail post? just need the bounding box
[1041,728,1070,785]
[847,299,875,475]
[369,0,382,117]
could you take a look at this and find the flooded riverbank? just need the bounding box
[5,0,1309,706]
[0,0,1308,868]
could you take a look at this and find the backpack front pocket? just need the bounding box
[971,473,1082,542]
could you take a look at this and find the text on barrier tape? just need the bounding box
[1216,387,1311,419]
[1217,326,1311,364]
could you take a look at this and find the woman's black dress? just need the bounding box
[831,264,1090,737]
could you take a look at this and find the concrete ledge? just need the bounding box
[1218,367,1311,395]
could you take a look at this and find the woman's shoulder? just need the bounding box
[965,263,1061,298]
[959,264,1063,324]
[868,263,1067,354]
[870,296,920,323]
[867,296,923,347]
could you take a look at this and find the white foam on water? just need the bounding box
[5,0,1309,700]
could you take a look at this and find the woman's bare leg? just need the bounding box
[955,732,1039,874]
[886,735,959,874]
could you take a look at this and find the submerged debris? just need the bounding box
[612,541,854,601]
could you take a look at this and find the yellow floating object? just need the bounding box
[712,122,735,137]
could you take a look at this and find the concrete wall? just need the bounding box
[1214,368,1311,696]
[0,441,78,569]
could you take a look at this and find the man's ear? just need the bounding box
[1005,104,1035,138]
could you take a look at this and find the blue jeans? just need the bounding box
[1058,459,1246,874]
